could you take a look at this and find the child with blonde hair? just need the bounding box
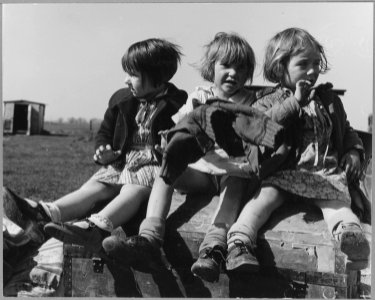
[10,38,187,253]
[225,27,370,273]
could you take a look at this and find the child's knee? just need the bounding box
[81,179,119,197]
[258,185,285,208]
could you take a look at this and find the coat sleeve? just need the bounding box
[95,91,122,150]
[252,93,302,127]
[336,96,365,161]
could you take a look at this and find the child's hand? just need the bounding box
[340,149,361,183]
[154,130,169,154]
[294,80,316,106]
[93,144,121,165]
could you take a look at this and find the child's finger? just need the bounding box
[154,144,163,154]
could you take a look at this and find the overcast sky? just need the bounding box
[2,2,373,131]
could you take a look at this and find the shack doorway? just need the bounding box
[13,104,28,133]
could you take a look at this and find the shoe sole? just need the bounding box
[340,231,370,261]
[191,264,220,282]
[44,223,102,253]
[226,261,259,273]
[346,259,369,271]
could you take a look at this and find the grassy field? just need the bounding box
[3,122,100,201]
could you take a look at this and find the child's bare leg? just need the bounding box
[102,168,214,271]
[140,168,214,246]
[98,184,151,229]
[191,176,250,282]
[44,184,150,252]
[314,199,370,269]
[226,185,286,272]
[41,178,120,222]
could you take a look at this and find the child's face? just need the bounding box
[213,61,248,98]
[124,71,157,98]
[282,48,321,91]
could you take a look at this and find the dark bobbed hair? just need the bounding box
[122,38,182,86]
[263,27,329,84]
[199,32,256,84]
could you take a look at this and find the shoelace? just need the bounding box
[203,246,226,262]
[332,222,362,242]
[233,240,254,256]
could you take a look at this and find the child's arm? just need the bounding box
[172,87,210,124]
[253,81,315,126]
[93,144,122,165]
[94,90,124,165]
[335,96,365,183]
[340,149,361,183]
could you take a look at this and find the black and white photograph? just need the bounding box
[2,1,373,298]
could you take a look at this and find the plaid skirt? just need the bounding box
[91,150,160,188]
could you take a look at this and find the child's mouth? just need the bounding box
[224,80,237,86]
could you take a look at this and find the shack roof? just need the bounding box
[3,100,46,106]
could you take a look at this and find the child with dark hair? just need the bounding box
[11,38,187,253]
[225,27,370,272]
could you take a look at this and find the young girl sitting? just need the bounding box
[11,38,187,253]
[101,32,286,280]
[225,27,370,273]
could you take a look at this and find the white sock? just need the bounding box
[87,214,113,232]
[39,201,61,223]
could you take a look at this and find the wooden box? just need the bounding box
[60,191,370,298]
[162,192,369,298]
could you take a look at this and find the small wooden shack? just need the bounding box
[3,100,46,135]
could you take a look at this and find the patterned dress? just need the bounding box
[92,100,160,188]
[263,96,351,204]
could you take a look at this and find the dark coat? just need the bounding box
[253,82,365,166]
[254,83,368,222]
[95,83,187,165]
[159,98,286,184]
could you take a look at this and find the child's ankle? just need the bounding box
[88,214,113,232]
[39,201,59,223]
[332,222,362,242]
[139,217,165,247]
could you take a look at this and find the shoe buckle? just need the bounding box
[92,257,104,273]
[86,219,96,228]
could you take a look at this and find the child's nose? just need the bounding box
[228,67,237,76]
[124,76,131,85]
[307,68,316,76]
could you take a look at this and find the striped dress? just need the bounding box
[92,100,160,188]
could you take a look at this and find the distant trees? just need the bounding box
[67,117,88,125]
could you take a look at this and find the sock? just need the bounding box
[87,214,113,232]
[199,223,228,253]
[227,222,257,251]
[325,208,361,236]
[139,217,165,247]
[39,201,61,223]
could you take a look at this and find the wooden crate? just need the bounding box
[61,191,369,298]
[161,192,367,298]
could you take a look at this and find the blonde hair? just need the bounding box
[263,27,329,84]
[199,32,256,84]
